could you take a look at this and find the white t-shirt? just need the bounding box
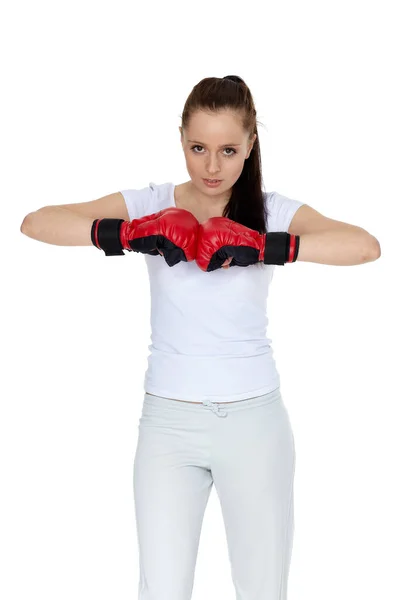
[120,182,304,403]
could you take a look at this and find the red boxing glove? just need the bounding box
[91,207,199,267]
[195,217,300,272]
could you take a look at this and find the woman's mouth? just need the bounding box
[203,178,222,187]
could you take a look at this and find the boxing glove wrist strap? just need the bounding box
[263,232,300,265]
[91,219,127,256]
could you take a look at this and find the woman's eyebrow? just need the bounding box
[188,140,242,147]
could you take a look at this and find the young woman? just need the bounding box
[21,75,380,600]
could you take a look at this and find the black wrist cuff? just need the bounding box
[91,219,126,256]
[263,232,300,265]
[264,232,290,265]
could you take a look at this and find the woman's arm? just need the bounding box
[20,191,129,246]
[288,203,380,266]
[21,206,95,246]
[296,228,381,266]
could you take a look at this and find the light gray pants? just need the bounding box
[133,387,296,600]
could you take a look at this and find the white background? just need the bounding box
[2,1,416,599]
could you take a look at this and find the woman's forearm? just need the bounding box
[20,207,95,246]
[296,228,380,266]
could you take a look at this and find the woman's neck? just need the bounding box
[182,180,230,212]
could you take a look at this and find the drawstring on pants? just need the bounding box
[202,399,228,417]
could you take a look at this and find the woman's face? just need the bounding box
[180,109,256,197]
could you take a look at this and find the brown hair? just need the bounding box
[180,75,269,234]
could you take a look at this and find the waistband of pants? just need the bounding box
[143,387,282,418]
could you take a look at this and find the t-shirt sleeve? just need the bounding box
[267,192,305,232]
[119,183,155,221]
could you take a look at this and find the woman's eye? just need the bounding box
[191,145,236,157]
